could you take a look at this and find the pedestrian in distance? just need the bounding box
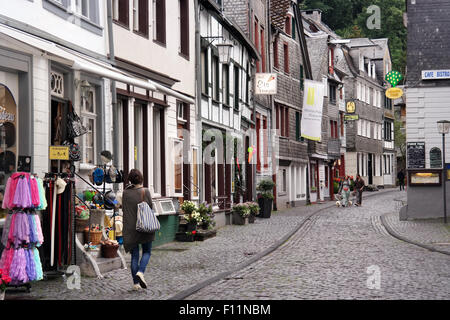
[354,174,365,206]
[397,169,405,191]
[122,169,155,290]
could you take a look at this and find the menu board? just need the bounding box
[429,147,442,168]
[407,142,425,169]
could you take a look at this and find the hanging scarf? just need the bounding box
[12,177,32,209]
[1,213,12,247]
[13,212,30,248]
[0,247,14,276]
[25,248,36,281]
[9,248,29,285]
[2,177,12,209]
[34,214,44,246]
[33,248,43,281]
[7,213,17,248]
[36,178,48,210]
[30,176,41,208]
[28,214,38,244]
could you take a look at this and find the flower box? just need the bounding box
[232,212,248,225]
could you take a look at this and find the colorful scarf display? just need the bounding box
[2,173,47,210]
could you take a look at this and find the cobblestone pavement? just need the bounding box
[14,196,326,300]
[381,197,450,254]
[186,191,450,300]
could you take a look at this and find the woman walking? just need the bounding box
[354,174,365,206]
[122,169,155,290]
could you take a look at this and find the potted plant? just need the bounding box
[246,202,259,223]
[257,179,275,218]
[0,269,11,300]
[181,200,200,231]
[198,202,216,230]
[232,203,250,225]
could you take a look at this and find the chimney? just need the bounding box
[303,9,322,24]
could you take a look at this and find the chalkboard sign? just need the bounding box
[407,142,425,169]
[430,147,442,168]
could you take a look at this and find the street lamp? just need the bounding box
[216,43,233,64]
[437,120,450,223]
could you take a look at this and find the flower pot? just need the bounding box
[258,198,272,218]
[232,212,248,225]
[186,221,197,232]
[0,290,5,300]
[248,214,256,224]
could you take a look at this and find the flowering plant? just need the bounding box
[245,202,260,216]
[232,203,251,218]
[0,269,11,292]
[186,230,197,236]
[180,200,197,215]
[183,211,202,224]
[198,202,216,229]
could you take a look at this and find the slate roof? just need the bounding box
[270,0,291,30]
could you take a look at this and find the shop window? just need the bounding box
[0,84,18,180]
[133,0,149,37]
[81,88,96,165]
[113,0,129,27]
[153,0,166,45]
[179,0,189,57]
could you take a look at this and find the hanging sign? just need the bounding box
[386,87,404,99]
[346,100,356,114]
[344,114,359,121]
[255,73,277,95]
[301,80,325,142]
[49,146,69,160]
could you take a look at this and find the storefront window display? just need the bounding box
[0,84,18,220]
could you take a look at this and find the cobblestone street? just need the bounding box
[8,190,450,300]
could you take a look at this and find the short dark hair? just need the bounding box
[128,169,144,185]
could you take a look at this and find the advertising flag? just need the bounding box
[301,80,325,142]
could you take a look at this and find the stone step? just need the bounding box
[95,256,123,274]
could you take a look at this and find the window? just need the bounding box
[276,104,289,137]
[357,119,362,136]
[384,120,393,141]
[328,47,334,74]
[234,65,239,109]
[283,43,289,74]
[361,84,365,102]
[153,0,166,44]
[285,16,291,35]
[292,16,296,39]
[222,64,229,106]
[340,112,344,136]
[254,18,260,72]
[212,55,219,101]
[295,111,301,141]
[113,0,129,27]
[153,108,163,195]
[263,116,268,168]
[179,0,189,57]
[75,0,89,18]
[133,0,149,36]
[273,37,279,69]
[81,88,96,164]
[330,120,338,138]
[357,82,361,100]
[329,83,337,104]
[174,140,183,194]
[260,27,266,73]
[201,48,208,95]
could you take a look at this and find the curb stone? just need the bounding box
[380,213,450,256]
[168,189,392,300]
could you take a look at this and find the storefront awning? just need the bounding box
[0,24,195,104]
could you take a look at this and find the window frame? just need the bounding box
[80,87,97,165]
[153,0,166,46]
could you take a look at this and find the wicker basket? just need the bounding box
[101,242,119,258]
[75,218,89,233]
[84,230,103,245]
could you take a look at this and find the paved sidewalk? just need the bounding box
[6,190,391,300]
[381,204,450,254]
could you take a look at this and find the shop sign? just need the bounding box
[49,146,69,160]
[344,114,359,121]
[255,73,277,95]
[422,70,450,80]
[386,87,404,100]
[345,100,356,114]
[410,171,441,186]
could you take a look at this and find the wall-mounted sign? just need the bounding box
[385,70,403,87]
[49,146,69,160]
[344,114,359,121]
[422,70,450,80]
[407,142,425,169]
[386,87,404,100]
[346,100,356,114]
[430,147,442,168]
[409,171,441,186]
[255,73,277,95]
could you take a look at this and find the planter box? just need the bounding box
[232,212,248,225]
[258,198,273,219]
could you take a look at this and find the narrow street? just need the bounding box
[186,191,450,300]
[19,190,450,300]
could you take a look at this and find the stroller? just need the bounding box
[335,180,354,207]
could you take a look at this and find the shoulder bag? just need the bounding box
[136,188,160,233]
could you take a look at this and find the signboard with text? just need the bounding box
[300,80,325,142]
[407,142,425,169]
[422,70,450,80]
[255,73,277,95]
[49,146,69,160]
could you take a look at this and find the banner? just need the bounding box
[301,80,325,142]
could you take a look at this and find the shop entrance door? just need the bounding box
[50,98,69,172]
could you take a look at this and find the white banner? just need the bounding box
[301,79,325,141]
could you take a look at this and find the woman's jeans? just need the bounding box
[131,242,153,284]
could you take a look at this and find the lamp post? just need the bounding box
[437,120,450,223]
